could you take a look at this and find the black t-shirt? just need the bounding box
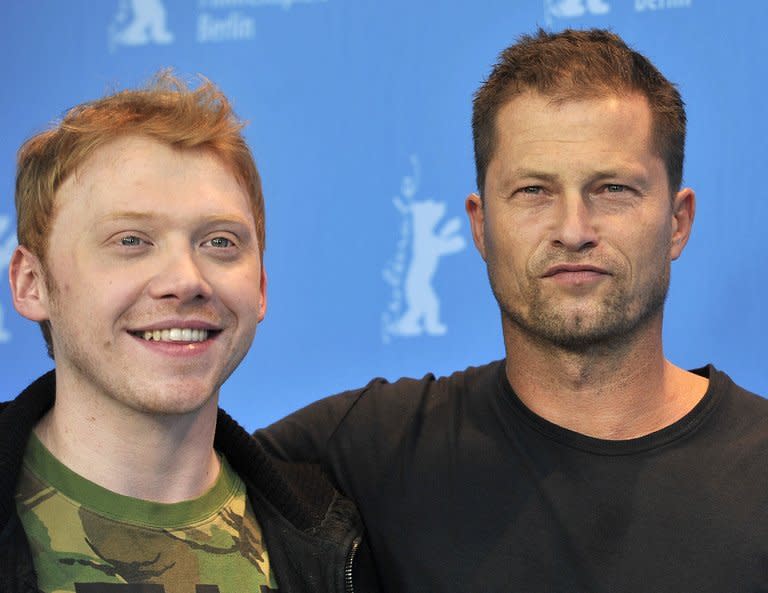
[258,362,768,592]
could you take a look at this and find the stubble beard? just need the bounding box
[489,261,671,353]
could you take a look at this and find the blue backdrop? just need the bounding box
[1,0,766,429]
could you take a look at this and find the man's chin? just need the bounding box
[506,308,639,352]
[111,380,220,417]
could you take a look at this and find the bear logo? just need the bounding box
[383,157,465,341]
[109,0,174,51]
[545,0,610,20]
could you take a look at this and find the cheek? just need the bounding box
[216,269,263,309]
[613,226,670,281]
[486,224,540,292]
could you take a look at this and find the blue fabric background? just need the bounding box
[1,0,765,428]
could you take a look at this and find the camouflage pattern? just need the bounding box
[14,437,278,593]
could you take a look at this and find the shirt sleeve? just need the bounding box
[255,381,381,464]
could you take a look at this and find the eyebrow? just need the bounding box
[507,169,560,183]
[95,211,253,227]
[96,211,156,224]
[506,167,648,185]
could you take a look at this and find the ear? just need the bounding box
[465,192,488,261]
[670,187,695,260]
[8,245,51,322]
[257,265,267,323]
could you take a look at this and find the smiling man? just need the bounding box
[258,29,768,591]
[1,75,375,593]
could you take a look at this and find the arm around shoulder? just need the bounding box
[255,382,383,464]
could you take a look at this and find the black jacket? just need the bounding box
[0,371,378,593]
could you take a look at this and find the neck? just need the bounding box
[503,316,709,439]
[34,379,220,503]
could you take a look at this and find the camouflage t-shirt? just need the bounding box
[15,433,279,593]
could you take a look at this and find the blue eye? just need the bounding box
[209,237,234,248]
[120,235,144,247]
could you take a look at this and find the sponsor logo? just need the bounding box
[200,0,327,8]
[634,0,692,11]
[546,0,692,21]
[0,215,17,344]
[197,0,327,43]
[108,0,327,47]
[382,156,466,343]
[109,0,174,51]
[197,11,256,42]
[545,0,610,22]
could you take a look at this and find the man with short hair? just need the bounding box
[1,75,376,592]
[259,29,768,591]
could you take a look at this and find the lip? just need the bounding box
[128,319,222,332]
[541,264,610,278]
[125,319,223,358]
[128,329,221,358]
[130,336,217,357]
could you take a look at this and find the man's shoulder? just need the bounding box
[344,358,505,403]
[0,371,55,459]
[2,371,55,404]
[704,364,767,407]
[700,364,768,437]
[264,360,504,431]
[257,360,506,464]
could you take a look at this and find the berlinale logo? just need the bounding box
[382,156,466,343]
[545,0,610,23]
[109,0,174,51]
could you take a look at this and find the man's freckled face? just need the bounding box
[41,135,265,414]
[470,92,679,349]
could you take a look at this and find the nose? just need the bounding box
[147,245,213,303]
[551,193,599,252]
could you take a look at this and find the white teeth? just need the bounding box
[140,328,210,342]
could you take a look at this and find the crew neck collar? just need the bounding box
[22,433,240,529]
[498,363,723,456]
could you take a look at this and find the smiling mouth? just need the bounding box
[130,328,218,342]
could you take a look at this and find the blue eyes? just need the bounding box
[117,236,236,248]
[516,184,630,196]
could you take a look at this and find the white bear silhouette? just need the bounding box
[112,0,174,47]
[547,0,610,18]
[388,199,465,337]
